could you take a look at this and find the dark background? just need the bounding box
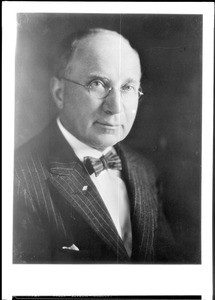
[15,13,202,263]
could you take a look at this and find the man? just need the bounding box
[13,28,175,263]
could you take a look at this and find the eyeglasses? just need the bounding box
[60,76,144,100]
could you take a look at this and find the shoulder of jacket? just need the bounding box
[14,130,49,177]
[120,143,156,170]
[119,143,159,186]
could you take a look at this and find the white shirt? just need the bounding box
[57,118,132,257]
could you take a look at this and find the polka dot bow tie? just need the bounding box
[84,151,122,177]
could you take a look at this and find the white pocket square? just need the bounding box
[62,244,79,251]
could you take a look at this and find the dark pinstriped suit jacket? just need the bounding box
[13,120,175,263]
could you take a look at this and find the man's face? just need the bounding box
[58,32,142,151]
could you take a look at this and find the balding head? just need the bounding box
[55,28,141,79]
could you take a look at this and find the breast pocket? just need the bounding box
[52,246,91,263]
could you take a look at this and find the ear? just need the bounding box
[50,77,65,110]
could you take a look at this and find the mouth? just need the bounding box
[96,121,120,128]
[95,121,121,129]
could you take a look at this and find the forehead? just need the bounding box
[67,33,141,81]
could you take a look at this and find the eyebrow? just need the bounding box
[86,74,140,85]
[86,74,110,83]
[123,78,140,85]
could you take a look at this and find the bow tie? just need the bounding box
[84,151,122,177]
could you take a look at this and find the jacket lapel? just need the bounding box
[46,122,129,262]
[117,144,158,262]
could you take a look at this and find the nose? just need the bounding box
[102,89,122,115]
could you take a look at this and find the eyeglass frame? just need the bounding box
[60,76,144,100]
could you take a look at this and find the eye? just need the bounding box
[121,84,136,93]
[89,80,106,89]
[88,79,109,98]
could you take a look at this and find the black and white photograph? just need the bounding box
[13,13,202,264]
[2,2,214,299]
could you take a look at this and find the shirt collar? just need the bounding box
[57,117,115,162]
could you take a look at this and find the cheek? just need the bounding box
[124,101,138,126]
[64,90,99,119]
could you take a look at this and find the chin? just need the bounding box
[90,135,123,151]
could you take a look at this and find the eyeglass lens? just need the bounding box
[88,81,142,99]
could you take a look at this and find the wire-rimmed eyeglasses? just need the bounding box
[60,76,144,100]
